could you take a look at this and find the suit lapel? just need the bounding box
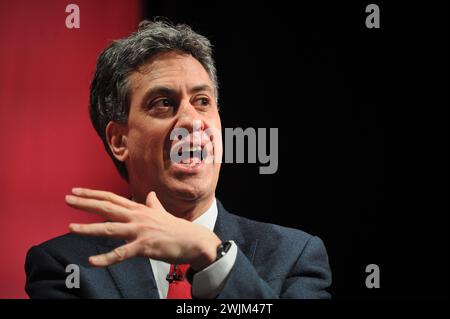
[214,200,258,264]
[96,239,160,299]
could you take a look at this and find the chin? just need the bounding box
[162,164,214,194]
[174,185,208,201]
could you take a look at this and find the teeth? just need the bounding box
[188,146,202,152]
[175,145,204,166]
[172,144,206,166]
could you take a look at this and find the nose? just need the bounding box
[174,100,204,134]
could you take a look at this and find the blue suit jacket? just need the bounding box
[25,200,332,298]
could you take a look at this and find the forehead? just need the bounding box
[128,51,212,93]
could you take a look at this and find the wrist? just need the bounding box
[190,234,221,272]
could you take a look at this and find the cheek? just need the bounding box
[128,126,165,162]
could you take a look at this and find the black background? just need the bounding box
[142,0,448,299]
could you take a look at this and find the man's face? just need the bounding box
[122,51,222,205]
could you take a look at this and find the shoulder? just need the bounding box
[217,203,330,285]
[217,201,322,254]
[229,211,312,241]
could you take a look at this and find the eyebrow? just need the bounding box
[140,84,214,107]
[189,84,214,95]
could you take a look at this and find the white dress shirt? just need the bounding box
[149,198,238,299]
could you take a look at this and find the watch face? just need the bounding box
[223,241,232,252]
[217,241,232,260]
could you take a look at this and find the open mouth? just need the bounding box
[177,146,204,167]
[170,143,210,169]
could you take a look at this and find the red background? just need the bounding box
[0,0,141,298]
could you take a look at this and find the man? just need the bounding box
[25,20,331,299]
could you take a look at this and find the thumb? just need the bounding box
[145,191,162,209]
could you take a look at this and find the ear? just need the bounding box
[105,121,129,162]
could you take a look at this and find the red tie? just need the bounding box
[166,264,192,299]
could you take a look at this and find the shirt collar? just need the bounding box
[191,197,217,231]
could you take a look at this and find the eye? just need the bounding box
[145,98,175,117]
[193,96,211,109]
[152,98,173,109]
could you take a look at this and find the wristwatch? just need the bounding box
[186,241,233,283]
[216,240,232,261]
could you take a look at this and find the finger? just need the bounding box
[65,195,131,222]
[69,222,133,239]
[88,242,140,267]
[71,187,139,209]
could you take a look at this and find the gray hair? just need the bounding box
[89,19,219,181]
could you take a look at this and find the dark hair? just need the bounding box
[89,19,218,180]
